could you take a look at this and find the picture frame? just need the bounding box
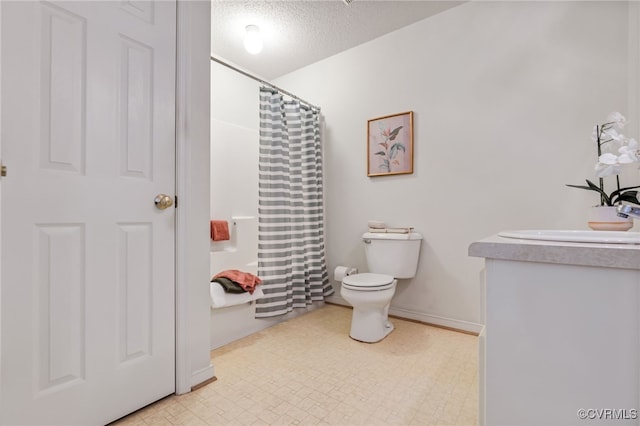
[367,111,414,177]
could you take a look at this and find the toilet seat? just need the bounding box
[342,273,395,291]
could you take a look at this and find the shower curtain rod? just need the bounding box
[210,56,320,111]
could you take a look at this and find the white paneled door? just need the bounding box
[1,1,176,424]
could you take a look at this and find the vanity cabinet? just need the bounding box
[470,235,640,426]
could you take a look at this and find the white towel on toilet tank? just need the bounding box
[367,227,414,234]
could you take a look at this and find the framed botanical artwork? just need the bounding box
[367,111,414,177]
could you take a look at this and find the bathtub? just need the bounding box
[208,216,323,349]
[209,216,276,349]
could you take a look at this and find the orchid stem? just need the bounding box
[597,125,606,205]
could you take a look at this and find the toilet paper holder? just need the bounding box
[334,266,358,281]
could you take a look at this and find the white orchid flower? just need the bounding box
[595,163,622,177]
[607,111,627,129]
[617,138,640,164]
[603,127,625,142]
[598,152,619,165]
[595,153,622,177]
[618,152,637,164]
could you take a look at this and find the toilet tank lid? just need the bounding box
[363,231,422,240]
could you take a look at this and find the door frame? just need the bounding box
[175,0,213,394]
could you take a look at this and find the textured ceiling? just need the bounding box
[210,1,464,80]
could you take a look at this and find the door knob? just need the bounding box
[154,194,173,210]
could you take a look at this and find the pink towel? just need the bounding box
[212,270,262,294]
[210,220,230,241]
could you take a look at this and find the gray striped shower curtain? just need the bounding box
[255,88,334,317]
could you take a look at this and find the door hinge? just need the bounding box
[1,164,7,177]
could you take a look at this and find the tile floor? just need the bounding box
[114,304,478,426]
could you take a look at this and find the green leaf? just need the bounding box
[585,179,602,191]
[389,143,406,160]
[566,181,611,205]
[616,192,640,205]
[392,142,406,152]
[374,151,386,156]
[388,126,403,141]
[565,184,592,191]
[610,185,640,200]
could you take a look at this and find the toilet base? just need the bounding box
[350,317,394,343]
[340,278,397,343]
[347,305,394,343]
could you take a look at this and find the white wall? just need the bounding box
[209,120,258,229]
[274,1,633,331]
[210,61,259,253]
[209,60,259,255]
[211,61,261,130]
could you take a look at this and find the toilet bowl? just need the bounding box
[340,272,397,343]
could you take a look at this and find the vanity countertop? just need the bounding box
[469,233,640,270]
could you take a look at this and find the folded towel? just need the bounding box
[367,227,414,234]
[368,220,386,229]
[368,228,387,233]
[387,227,413,234]
[210,282,264,309]
[211,277,245,293]
[210,220,230,241]
[212,269,262,294]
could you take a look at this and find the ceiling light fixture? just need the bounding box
[243,25,263,55]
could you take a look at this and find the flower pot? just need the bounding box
[588,206,633,231]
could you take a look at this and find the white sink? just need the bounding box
[498,229,640,244]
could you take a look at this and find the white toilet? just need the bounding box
[340,231,422,343]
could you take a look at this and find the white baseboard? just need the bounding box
[389,306,483,334]
[325,295,483,335]
[190,364,215,389]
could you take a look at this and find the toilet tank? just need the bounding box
[362,232,422,279]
